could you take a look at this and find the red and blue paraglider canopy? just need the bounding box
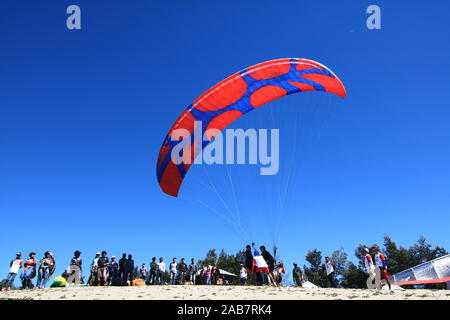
[157,58,346,197]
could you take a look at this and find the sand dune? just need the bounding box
[1,285,449,300]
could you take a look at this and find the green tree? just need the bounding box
[382,235,414,275]
[341,261,366,288]
[339,244,370,289]
[408,236,448,265]
[303,249,328,287]
[330,248,349,287]
[198,249,217,267]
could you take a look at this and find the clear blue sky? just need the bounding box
[1,0,449,284]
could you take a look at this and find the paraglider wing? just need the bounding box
[390,254,450,286]
[157,58,346,197]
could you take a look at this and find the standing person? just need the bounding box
[260,246,276,285]
[119,253,127,285]
[243,245,254,279]
[373,247,391,290]
[252,251,269,285]
[325,257,337,288]
[178,258,188,285]
[89,252,100,286]
[108,256,119,285]
[36,251,54,288]
[48,252,56,278]
[188,258,198,285]
[211,263,220,285]
[239,264,248,285]
[148,257,157,285]
[156,257,165,285]
[140,263,148,281]
[200,265,207,284]
[169,258,178,285]
[363,248,376,289]
[126,254,135,286]
[205,267,212,285]
[21,252,37,289]
[67,250,82,284]
[2,253,23,291]
[97,251,109,286]
[292,263,303,287]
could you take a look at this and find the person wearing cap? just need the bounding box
[363,248,376,289]
[2,253,23,291]
[108,256,119,285]
[20,252,37,289]
[239,264,248,285]
[292,263,303,287]
[67,250,82,284]
[36,251,54,288]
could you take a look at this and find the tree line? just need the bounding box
[200,235,448,288]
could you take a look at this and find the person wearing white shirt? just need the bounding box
[156,257,166,285]
[373,246,391,290]
[253,251,269,285]
[325,257,337,288]
[239,264,248,285]
[169,257,178,285]
[363,248,376,289]
[2,253,23,291]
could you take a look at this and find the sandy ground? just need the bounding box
[1,285,449,300]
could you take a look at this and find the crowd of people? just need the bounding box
[1,243,391,291]
[64,252,220,286]
[2,251,56,291]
